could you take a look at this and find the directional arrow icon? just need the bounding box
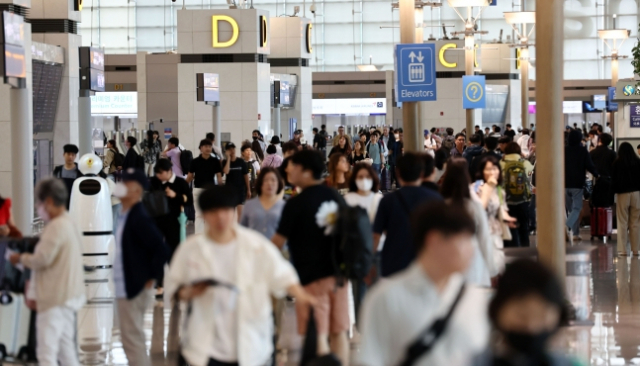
[409,51,417,62]
[417,51,424,63]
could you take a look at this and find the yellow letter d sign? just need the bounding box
[212,15,239,48]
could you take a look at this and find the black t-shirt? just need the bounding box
[189,155,222,188]
[223,158,248,192]
[277,185,346,285]
[504,129,516,140]
[314,133,327,149]
[373,186,443,277]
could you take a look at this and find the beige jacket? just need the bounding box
[21,213,85,312]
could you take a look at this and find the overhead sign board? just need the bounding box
[394,43,437,102]
[615,81,640,101]
[607,87,618,112]
[462,75,486,109]
[90,92,138,116]
[592,94,606,109]
[631,104,640,128]
[312,98,386,115]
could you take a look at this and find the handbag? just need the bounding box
[143,191,170,218]
[497,186,512,241]
[399,284,466,366]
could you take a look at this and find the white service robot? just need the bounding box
[68,154,116,365]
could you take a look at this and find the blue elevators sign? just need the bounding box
[395,44,437,102]
[462,75,486,109]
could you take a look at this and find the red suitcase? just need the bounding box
[591,207,613,243]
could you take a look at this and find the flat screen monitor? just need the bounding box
[196,73,219,88]
[280,81,290,106]
[592,95,606,109]
[90,69,105,92]
[79,47,105,71]
[563,101,582,114]
[3,43,26,78]
[2,11,24,47]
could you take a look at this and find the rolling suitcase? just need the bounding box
[591,207,613,243]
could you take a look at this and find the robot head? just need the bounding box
[78,153,103,175]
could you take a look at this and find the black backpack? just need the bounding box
[111,149,125,168]
[332,204,374,281]
[179,148,194,174]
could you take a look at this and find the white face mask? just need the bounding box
[356,178,373,192]
[37,204,50,222]
[113,182,128,198]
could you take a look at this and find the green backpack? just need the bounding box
[503,159,532,204]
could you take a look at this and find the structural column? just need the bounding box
[400,0,420,152]
[78,90,93,155]
[465,35,475,135]
[520,47,529,129]
[11,87,33,234]
[536,0,566,278]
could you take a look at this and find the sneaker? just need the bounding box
[573,236,583,242]
[619,251,630,257]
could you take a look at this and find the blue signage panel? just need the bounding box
[631,104,640,128]
[394,43,437,102]
[462,75,486,109]
[607,86,618,112]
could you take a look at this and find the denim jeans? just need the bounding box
[565,188,583,236]
[371,163,382,181]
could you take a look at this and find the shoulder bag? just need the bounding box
[399,284,466,366]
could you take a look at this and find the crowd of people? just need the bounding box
[3,121,624,366]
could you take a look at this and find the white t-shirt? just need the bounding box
[204,238,239,362]
[344,192,383,223]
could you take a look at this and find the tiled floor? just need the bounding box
[6,229,640,365]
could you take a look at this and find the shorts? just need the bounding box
[296,276,350,335]
[230,187,247,206]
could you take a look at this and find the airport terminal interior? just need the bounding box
[1,0,640,365]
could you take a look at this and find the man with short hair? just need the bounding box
[333,125,353,147]
[222,142,251,220]
[484,127,491,135]
[272,150,350,365]
[290,129,303,149]
[9,178,86,366]
[373,152,443,277]
[590,133,616,177]
[491,126,502,138]
[53,144,83,208]
[450,133,466,158]
[429,127,442,149]
[474,125,481,133]
[462,134,483,171]
[517,128,531,158]
[359,201,489,366]
[112,169,169,366]
[162,137,184,177]
[167,185,314,366]
[421,153,438,193]
[150,159,191,258]
[504,124,516,140]
[187,139,223,234]
[123,136,140,171]
[497,136,511,154]
[241,144,261,197]
[313,127,328,160]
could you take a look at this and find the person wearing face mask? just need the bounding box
[344,163,384,319]
[111,168,169,366]
[9,179,85,366]
[471,260,576,366]
[359,202,490,366]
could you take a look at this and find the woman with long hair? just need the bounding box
[473,156,516,275]
[326,153,351,195]
[240,168,286,240]
[441,158,500,286]
[103,139,119,175]
[141,130,161,176]
[329,136,352,164]
[612,142,640,256]
[352,140,367,165]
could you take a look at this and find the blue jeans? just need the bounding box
[371,163,382,181]
[565,188,583,236]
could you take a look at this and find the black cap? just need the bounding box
[225,142,236,150]
[199,185,238,212]
[122,168,149,190]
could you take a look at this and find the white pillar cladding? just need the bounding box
[0,1,33,204]
[269,17,313,142]
[176,9,271,151]
[30,0,82,165]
